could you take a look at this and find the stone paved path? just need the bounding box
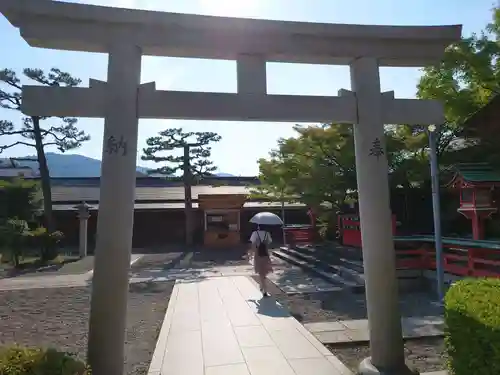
[0,254,143,290]
[305,315,444,344]
[148,275,353,375]
[0,254,338,295]
[129,256,338,294]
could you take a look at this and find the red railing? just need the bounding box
[337,214,397,248]
[395,243,500,278]
[284,225,315,245]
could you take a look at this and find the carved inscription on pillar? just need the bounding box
[104,135,128,156]
[369,138,384,160]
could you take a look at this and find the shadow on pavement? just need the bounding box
[248,296,291,318]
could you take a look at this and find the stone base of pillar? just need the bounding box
[358,357,419,375]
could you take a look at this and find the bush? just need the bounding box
[28,227,64,261]
[445,278,500,375]
[0,179,41,223]
[0,346,90,375]
[0,219,30,267]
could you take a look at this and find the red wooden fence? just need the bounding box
[284,225,315,246]
[338,214,397,247]
[395,241,500,278]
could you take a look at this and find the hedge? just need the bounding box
[445,278,500,375]
[0,346,90,375]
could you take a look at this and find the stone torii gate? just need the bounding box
[0,1,461,374]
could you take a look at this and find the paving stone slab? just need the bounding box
[341,319,369,331]
[346,329,369,342]
[306,315,444,344]
[307,321,346,333]
[313,330,353,344]
[148,275,349,375]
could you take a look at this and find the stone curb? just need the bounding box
[85,253,144,277]
[147,281,180,375]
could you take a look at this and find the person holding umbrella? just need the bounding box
[248,212,284,297]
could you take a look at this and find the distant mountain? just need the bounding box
[10,153,234,178]
[11,153,150,178]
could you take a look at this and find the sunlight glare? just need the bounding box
[199,0,260,17]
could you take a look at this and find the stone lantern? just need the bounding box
[74,201,92,258]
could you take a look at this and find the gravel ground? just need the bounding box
[327,337,447,373]
[0,281,174,375]
[258,275,446,373]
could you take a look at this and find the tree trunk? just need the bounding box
[32,117,56,259]
[183,145,194,247]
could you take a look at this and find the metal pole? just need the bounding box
[429,128,445,303]
[281,199,287,246]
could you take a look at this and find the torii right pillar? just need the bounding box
[351,57,414,375]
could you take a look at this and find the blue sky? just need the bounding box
[0,0,495,176]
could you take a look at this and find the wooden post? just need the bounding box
[471,213,481,240]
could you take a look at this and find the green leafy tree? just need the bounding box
[0,179,41,266]
[385,125,438,188]
[250,170,295,206]
[0,218,30,267]
[0,178,41,223]
[0,68,90,234]
[0,179,63,263]
[260,124,357,213]
[27,227,65,262]
[142,128,221,245]
[142,128,221,177]
[258,124,409,211]
[416,6,500,167]
[249,162,296,236]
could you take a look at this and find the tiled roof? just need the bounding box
[47,176,260,187]
[453,163,500,183]
[51,185,252,203]
[17,176,301,210]
[53,201,305,211]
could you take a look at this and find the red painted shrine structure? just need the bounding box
[283,208,317,245]
[448,163,500,240]
[334,163,500,278]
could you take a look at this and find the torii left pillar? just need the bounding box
[87,43,142,375]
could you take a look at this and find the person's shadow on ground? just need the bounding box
[248,297,290,318]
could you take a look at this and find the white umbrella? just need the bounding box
[249,212,284,226]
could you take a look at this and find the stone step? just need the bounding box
[280,247,365,286]
[279,246,427,293]
[338,258,364,273]
[289,246,366,281]
[272,249,365,293]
